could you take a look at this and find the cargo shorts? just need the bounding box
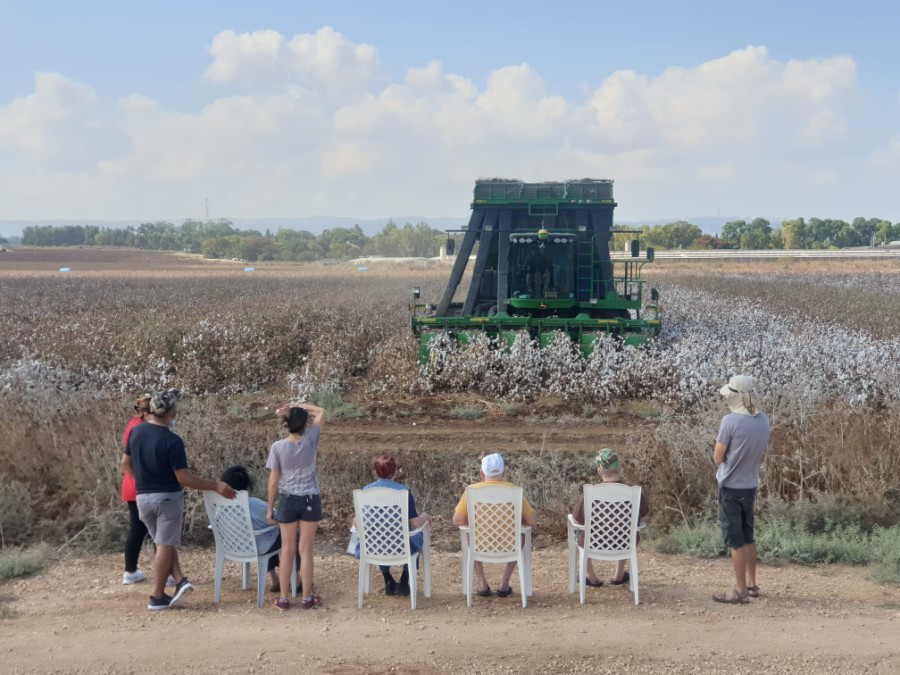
[136,491,185,547]
[717,487,756,549]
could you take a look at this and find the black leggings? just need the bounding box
[124,501,149,573]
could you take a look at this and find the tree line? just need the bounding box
[18,215,900,258]
[20,219,449,262]
[611,216,899,251]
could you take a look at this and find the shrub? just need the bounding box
[0,544,47,581]
[0,481,34,547]
[449,405,486,420]
[308,388,369,420]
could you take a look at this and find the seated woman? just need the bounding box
[220,465,298,593]
[356,454,431,596]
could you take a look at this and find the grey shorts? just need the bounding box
[276,493,323,523]
[136,492,185,547]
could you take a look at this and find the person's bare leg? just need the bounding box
[730,546,748,596]
[498,562,517,591]
[152,544,175,598]
[586,560,601,584]
[299,520,317,599]
[745,543,757,588]
[611,559,627,582]
[474,561,489,592]
[170,550,183,583]
[278,522,299,599]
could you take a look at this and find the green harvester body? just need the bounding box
[412,179,661,362]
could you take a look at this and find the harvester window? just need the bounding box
[511,241,574,299]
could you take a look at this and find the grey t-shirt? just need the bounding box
[266,425,321,497]
[715,412,771,489]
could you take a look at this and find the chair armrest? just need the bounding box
[567,514,584,530]
[253,525,278,536]
[409,521,430,536]
[457,525,470,532]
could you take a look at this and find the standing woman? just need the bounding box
[122,394,151,584]
[266,403,326,610]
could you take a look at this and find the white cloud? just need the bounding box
[204,26,381,93]
[0,34,897,221]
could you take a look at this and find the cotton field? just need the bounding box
[1,264,898,411]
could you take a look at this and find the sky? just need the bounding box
[1,0,898,225]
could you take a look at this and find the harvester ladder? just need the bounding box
[576,240,594,302]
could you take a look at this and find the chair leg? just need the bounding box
[410,554,418,610]
[256,557,266,608]
[214,553,224,604]
[424,539,432,598]
[465,553,473,608]
[518,554,527,608]
[567,530,576,594]
[579,551,587,605]
[632,554,640,606]
[241,561,249,590]
[460,530,468,595]
[358,560,366,609]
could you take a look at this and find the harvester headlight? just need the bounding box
[553,237,560,243]
[526,237,533,243]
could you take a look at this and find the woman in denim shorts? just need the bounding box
[266,403,326,611]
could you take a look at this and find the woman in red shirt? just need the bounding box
[122,395,151,584]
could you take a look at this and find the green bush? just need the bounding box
[654,523,727,558]
[449,405,486,420]
[0,544,47,581]
[308,389,369,420]
[756,519,870,564]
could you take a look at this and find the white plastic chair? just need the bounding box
[353,488,432,609]
[203,490,296,608]
[458,485,533,608]
[567,482,642,605]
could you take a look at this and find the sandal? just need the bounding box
[496,586,514,598]
[301,594,321,609]
[747,585,760,598]
[609,571,630,586]
[585,578,604,587]
[476,586,492,597]
[712,587,750,604]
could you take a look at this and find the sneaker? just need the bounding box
[123,570,145,585]
[272,596,291,611]
[397,581,411,597]
[169,577,194,607]
[383,578,397,596]
[166,575,177,587]
[147,594,172,611]
[301,594,321,609]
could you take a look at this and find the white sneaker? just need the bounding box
[123,570,145,585]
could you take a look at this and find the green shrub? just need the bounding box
[0,481,35,547]
[0,544,47,581]
[655,523,727,558]
[449,405,486,420]
[308,389,369,420]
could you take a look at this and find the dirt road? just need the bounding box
[3,548,899,674]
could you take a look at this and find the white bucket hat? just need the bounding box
[719,375,758,416]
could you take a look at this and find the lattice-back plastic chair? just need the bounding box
[353,488,432,609]
[203,490,296,608]
[567,482,642,605]
[458,485,533,608]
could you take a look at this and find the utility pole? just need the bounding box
[205,198,210,223]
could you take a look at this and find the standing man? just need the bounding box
[123,389,236,610]
[712,375,771,604]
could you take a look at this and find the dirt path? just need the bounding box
[3,548,899,674]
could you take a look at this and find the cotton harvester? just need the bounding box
[411,178,661,362]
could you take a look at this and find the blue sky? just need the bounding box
[1,1,898,223]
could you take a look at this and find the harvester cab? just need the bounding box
[412,179,661,361]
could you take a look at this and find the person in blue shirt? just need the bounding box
[357,454,431,596]
[221,466,298,594]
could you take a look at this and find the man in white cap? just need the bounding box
[712,375,771,604]
[452,453,536,598]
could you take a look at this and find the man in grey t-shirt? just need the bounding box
[711,375,771,605]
